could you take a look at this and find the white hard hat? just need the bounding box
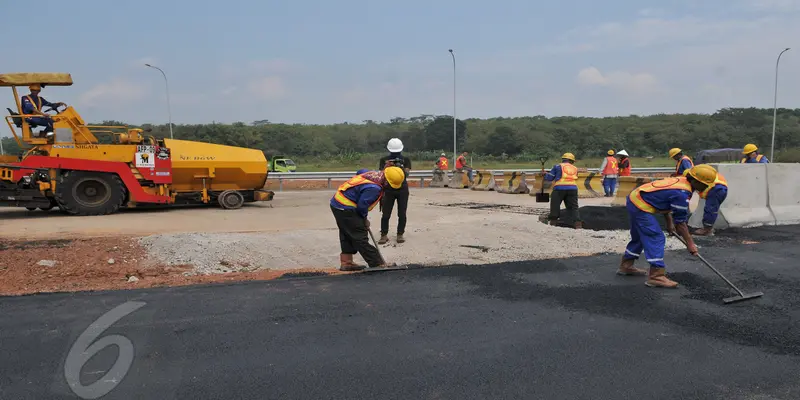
[441,153,446,156]
[387,138,404,152]
[616,150,629,156]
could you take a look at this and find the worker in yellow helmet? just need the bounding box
[330,167,404,271]
[668,148,694,177]
[617,164,717,288]
[20,83,66,138]
[542,153,582,229]
[741,144,769,163]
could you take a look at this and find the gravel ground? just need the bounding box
[139,197,686,274]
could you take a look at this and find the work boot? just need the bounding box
[378,234,389,245]
[645,267,679,288]
[574,221,583,229]
[616,257,647,276]
[396,233,405,243]
[548,219,558,226]
[339,253,365,272]
[693,227,714,236]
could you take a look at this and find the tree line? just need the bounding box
[2,107,800,162]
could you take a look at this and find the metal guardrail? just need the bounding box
[267,168,674,191]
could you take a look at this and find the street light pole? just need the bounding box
[145,63,174,139]
[771,47,790,162]
[448,49,456,169]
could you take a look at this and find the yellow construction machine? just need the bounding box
[1,72,274,215]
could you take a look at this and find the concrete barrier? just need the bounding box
[689,163,775,229]
[430,170,448,187]
[496,171,530,194]
[610,176,658,206]
[766,163,800,225]
[530,172,604,198]
[471,170,496,191]
[448,170,470,189]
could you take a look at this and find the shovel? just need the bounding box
[362,227,407,273]
[672,234,763,304]
[535,157,550,203]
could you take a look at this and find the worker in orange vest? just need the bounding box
[669,148,694,177]
[599,149,619,197]
[435,153,449,170]
[542,153,582,229]
[616,150,631,176]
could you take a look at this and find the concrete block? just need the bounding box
[713,163,775,228]
[767,163,800,225]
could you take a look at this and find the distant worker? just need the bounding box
[456,151,473,183]
[692,171,727,236]
[669,148,694,177]
[435,153,449,171]
[599,149,619,197]
[330,168,404,271]
[741,144,769,163]
[616,164,717,288]
[617,150,631,176]
[378,138,412,244]
[543,153,582,229]
[20,84,66,138]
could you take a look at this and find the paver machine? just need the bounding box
[1,72,274,215]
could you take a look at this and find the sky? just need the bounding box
[3,0,800,125]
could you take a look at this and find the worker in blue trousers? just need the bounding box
[668,147,694,177]
[741,144,770,163]
[691,170,728,236]
[616,164,718,288]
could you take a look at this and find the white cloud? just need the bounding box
[576,67,661,94]
[77,79,149,108]
[247,76,286,100]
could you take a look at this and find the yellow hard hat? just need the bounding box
[561,153,576,161]
[607,149,614,155]
[384,166,404,189]
[668,148,682,158]
[687,164,717,185]
[29,84,41,91]
[742,143,758,154]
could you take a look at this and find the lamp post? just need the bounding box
[771,48,790,161]
[448,49,456,169]
[144,63,174,139]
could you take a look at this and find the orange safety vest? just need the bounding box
[698,173,727,200]
[456,156,466,169]
[741,154,764,163]
[619,158,631,176]
[553,163,579,188]
[602,156,618,175]
[629,177,693,214]
[675,155,694,176]
[438,157,449,170]
[24,95,42,112]
[333,175,383,211]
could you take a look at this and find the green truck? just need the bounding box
[268,155,297,172]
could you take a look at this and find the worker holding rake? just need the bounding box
[617,164,718,288]
[330,167,405,271]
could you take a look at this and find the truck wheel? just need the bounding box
[25,206,37,211]
[218,190,244,210]
[55,171,126,216]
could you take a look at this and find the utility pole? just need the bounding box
[771,48,790,161]
[448,49,456,168]
[145,63,174,139]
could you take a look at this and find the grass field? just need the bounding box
[293,156,676,172]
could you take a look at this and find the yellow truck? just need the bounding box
[1,72,274,215]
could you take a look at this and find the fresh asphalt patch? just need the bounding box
[1,225,799,399]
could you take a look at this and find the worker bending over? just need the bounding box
[543,153,582,229]
[669,148,694,177]
[599,149,619,197]
[617,150,631,176]
[617,165,717,288]
[330,168,404,271]
[741,144,769,163]
[692,171,727,236]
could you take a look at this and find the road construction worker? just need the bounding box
[435,153,449,171]
[378,138,412,244]
[456,151,473,182]
[20,84,66,138]
[330,168,405,271]
[692,171,727,236]
[741,144,769,163]
[543,153,582,229]
[599,149,619,197]
[617,150,631,176]
[616,164,717,288]
[669,148,694,177]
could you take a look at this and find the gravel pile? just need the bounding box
[139,207,687,275]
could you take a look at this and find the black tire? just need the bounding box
[218,190,244,210]
[55,171,126,216]
[25,206,37,211]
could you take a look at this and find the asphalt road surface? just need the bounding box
[2,225,799,400]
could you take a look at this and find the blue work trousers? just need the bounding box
[26,116,54,131]
[603,177,617,196]
[623,198,666,269]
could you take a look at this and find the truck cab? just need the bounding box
[269,156,296,172]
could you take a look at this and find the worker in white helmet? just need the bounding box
[377,138,412,244]
[616,150,631,176]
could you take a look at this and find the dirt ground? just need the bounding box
[0,187,695,296]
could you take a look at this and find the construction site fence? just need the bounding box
[267,168,673,191]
